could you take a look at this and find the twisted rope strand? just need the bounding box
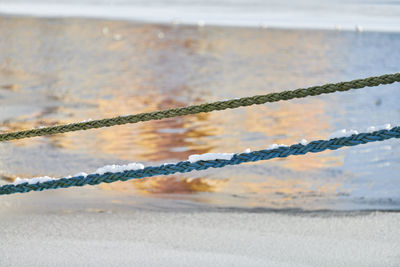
[1,126,399,195]
[1,73,399,142]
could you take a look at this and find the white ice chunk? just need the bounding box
[329,124,392,139]
[102,27,109,35]
[73,172,88,177]
[13,176,54,185]
[366,123,391,133]
[157,31,165,39]
[328,129,359,139]
[267,144,289,150]
[12,163,144,185]
[197,20,205,27]
[188,153,234,163]
[299,139,308,145]
[113,34,122,41]
[95,163,144,175]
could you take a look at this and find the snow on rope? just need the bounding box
[0,72,399,142]
[0,126,399,196]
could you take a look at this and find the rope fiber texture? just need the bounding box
[1,126,399,195]
[0,73,399,142]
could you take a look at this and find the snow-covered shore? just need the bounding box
[1,190,399,266]
[0,0,400,32]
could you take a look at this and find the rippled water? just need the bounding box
[0,16,399,210]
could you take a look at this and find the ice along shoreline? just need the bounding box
[0,1,400,33]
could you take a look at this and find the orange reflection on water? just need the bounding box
[100,176,227,194]
[77,94,220,161]
[0,17,353,208]
[242,99,343,171]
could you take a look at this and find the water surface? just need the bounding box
[0,16,399,210]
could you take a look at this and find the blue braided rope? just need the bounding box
[1,126,399,196]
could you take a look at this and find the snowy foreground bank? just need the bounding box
[1,190,399,266]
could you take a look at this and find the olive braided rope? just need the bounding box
[0,73,399,142]
[1,126,399,195]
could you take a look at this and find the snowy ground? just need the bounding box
[1,189,399,266]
